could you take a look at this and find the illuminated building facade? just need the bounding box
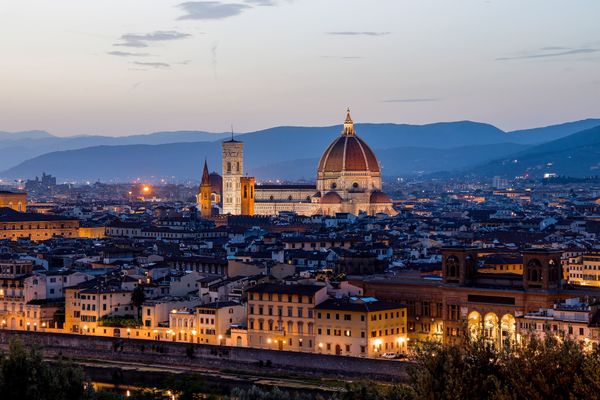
[246,283,328,352]
[356,248,594,347]
[315,297,407,358]
[0,191,27,212]
[0,207,79,241]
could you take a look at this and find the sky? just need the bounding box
[1,0,599,136]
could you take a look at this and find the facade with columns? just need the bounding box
[355,248,600,348]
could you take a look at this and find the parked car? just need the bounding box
[381,352,407,360]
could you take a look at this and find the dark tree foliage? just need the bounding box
[131,285,146,319]
[0,339,86,400]
[409,335,600,400]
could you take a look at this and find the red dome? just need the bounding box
[321,191,343,204]
[370,191,391,204]
[317,111,380,174]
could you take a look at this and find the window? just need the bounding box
[344,314,351,321]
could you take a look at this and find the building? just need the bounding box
[64,279,135,334]
[0,207,79,241]
[568,253,600,287]
[355,247,595,347]
[246,283,328,352]
[0,260,33,330]
[315,297,407,358]
[313,110,395,216]
[197,160,213,218]
[169,301,245,345]
[518,298,600,350]
[0,191,27,212]
[217,110,396,217]
[222,136,244,215]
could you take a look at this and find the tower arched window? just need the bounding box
[227,162,231,173]
[446,256,460,279]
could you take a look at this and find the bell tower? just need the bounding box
[197,159,212,218]
[442,247,479,285]
[522,249,562,291]
[222,135,244,215]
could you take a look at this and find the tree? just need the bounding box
[0,339,86,400]
[408,334,600,400]
[131,285,146,320]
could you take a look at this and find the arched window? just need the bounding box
[446,256,460,278]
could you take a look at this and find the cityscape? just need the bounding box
[2,1,600,399]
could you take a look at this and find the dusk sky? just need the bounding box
[2,0,599,136]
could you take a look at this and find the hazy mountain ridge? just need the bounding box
[506,119,600,144]
[464,125,600,178]
[0,130,230,171]
[2,119,599,181]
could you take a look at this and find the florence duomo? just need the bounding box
[198,109,396,217]
[4,1,600,398]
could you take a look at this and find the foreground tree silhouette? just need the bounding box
[409,334,600,400]
[0,339,86,400]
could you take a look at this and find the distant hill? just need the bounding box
[0,130,54,140]
[507,119,600,144]
[465,125,600,178]
[0,130,230,171]
[253,143,531,180]
[1,118,599,181]
[1,141,531,182]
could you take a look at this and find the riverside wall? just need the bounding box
[0,330,409,382]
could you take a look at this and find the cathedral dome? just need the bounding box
[321,191,343,204]
[370,191,391,204]
[317,110,380,175]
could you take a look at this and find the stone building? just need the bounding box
[356,247,600,347]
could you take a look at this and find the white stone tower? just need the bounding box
[221,135,244,215]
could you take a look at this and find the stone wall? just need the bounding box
[0,330,409,382]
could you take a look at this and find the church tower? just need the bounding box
[240,176,255,216]
[222,136,244,215]
[197,159,212,218]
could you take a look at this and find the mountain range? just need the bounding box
[1,118,599,182]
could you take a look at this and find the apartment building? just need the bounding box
[315,297,407,358]
[246,283,328,352]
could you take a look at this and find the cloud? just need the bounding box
[246,0,276,5]
[327,31,390,36]
[107,51,151,57]
[496,47,598,61]
[382,98,440,103]
[114,31,191,48]
[211,42,219,79]
[177,1,251,20]
[540,46,568,51]
[132,61,170,68]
